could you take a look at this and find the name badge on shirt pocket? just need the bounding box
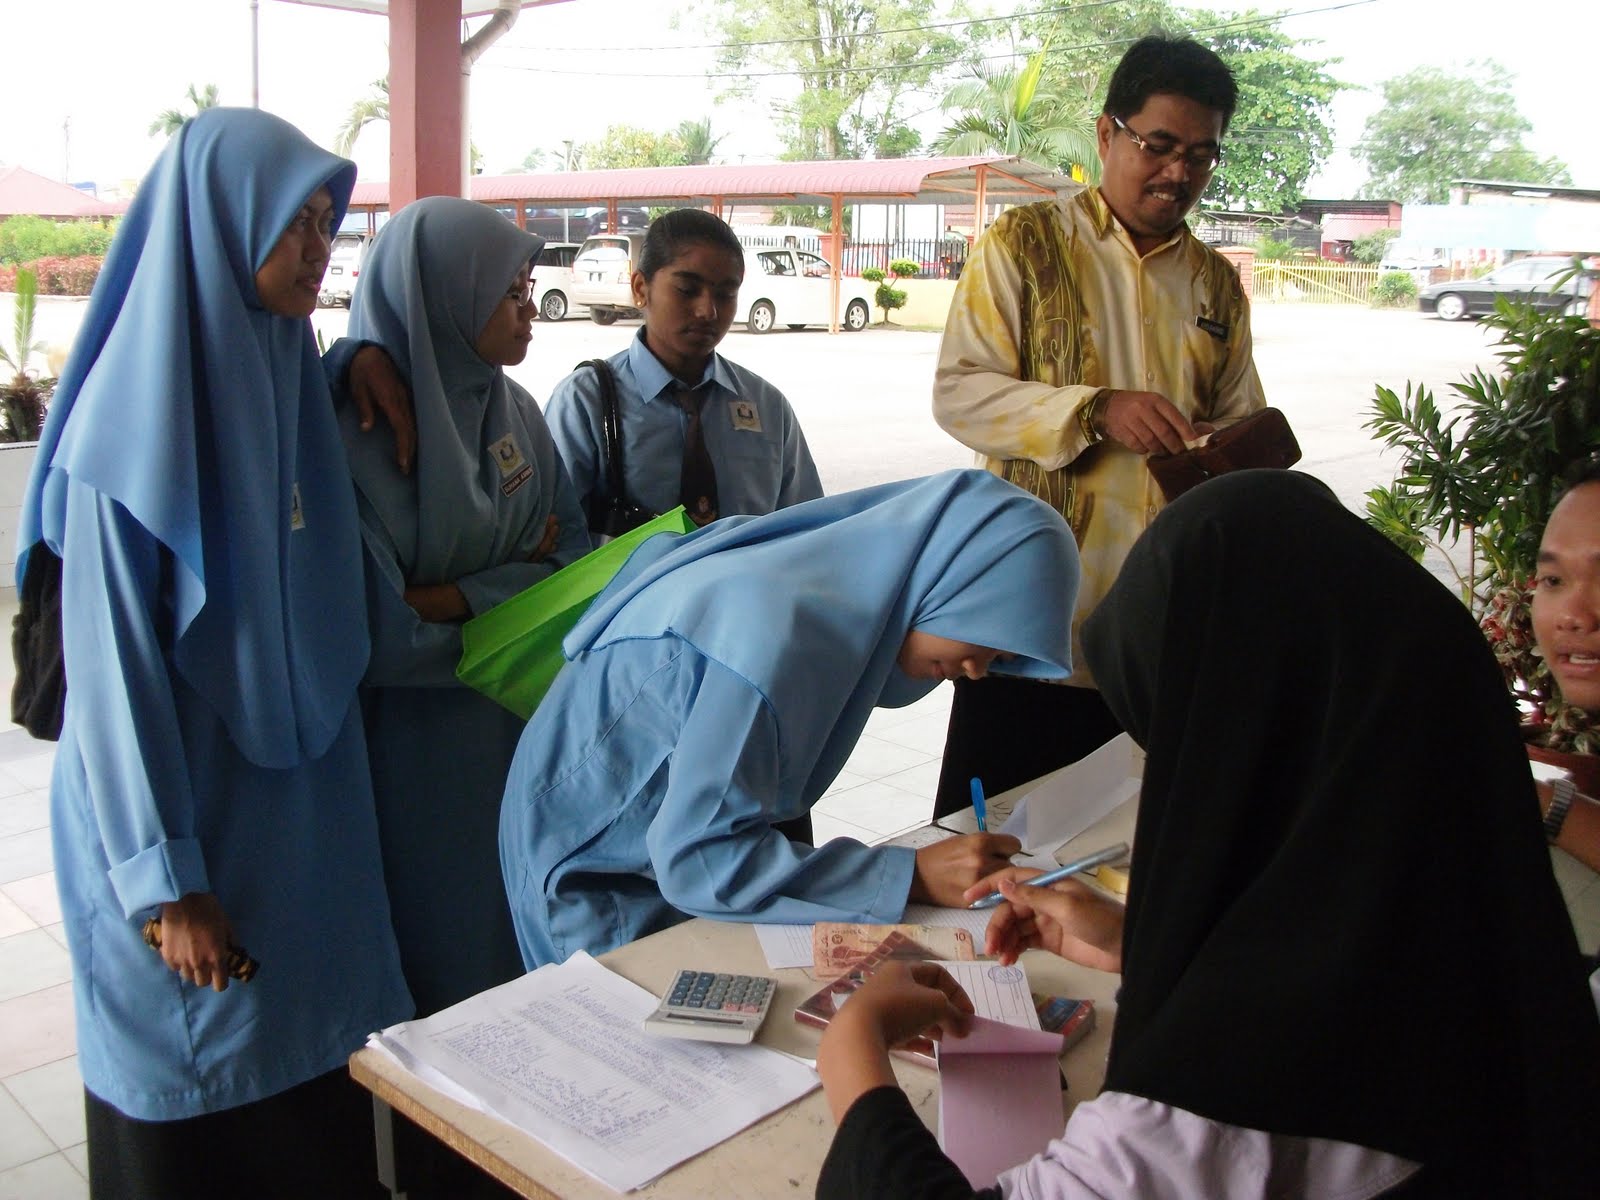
[728,398,764,432]
[1195,316,1229,342]
[290,483,306,531]
[490,434,533,497]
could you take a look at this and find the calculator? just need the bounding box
[643,969,778,1045]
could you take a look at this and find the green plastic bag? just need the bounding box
[456,507,696,719]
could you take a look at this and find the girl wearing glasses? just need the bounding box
[336,197,591,1021]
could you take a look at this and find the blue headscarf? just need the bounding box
[340,197,552,583]
[18,108,364,769]
[566,469,1077,800]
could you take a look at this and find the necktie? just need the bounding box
[676,388,719,526]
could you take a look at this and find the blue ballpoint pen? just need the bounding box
[969,777,987,833]
[967,841,1130,910]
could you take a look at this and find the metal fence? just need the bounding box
[841,238,968,279]
[1252,261,1381,305]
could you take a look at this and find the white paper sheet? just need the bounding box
[371,951,818,1193]
[1001,733,1141,856]
[936,959,1041,1029]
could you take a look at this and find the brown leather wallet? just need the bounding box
[1146,407,1302,501]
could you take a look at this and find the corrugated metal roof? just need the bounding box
[0,166,124,219]
[348,156,1068,210]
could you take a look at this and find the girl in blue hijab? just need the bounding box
[18,109,411,1198]
[499,469,1077,966]
[336,196,590,1016]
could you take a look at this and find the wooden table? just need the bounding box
[352,792,1137,1198]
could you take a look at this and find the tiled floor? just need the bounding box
[4,642,1600,1199]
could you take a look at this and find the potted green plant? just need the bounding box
[1,267,53,443]
[1365,284,1600,786]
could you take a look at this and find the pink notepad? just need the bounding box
[936,1017,1067,1188]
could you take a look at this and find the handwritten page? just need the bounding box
[1000,733,1141,855]
[372,951,817,1193]
[936,960,1041,1029]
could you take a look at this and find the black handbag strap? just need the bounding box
[579,358,627,507]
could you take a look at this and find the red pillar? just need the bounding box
[390,0,463,209]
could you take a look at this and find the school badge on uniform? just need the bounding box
[728,398,763,432]
[490,434,533,497]
[289,483,306,531]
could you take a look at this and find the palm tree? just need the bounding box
[335,77,390,158]
[148,83,220,139]
[675,118,724,166]
[932,49,1099,183]
[336,76,483,172]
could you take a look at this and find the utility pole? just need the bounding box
[251,0,261,107]
[62,116,71,183]
[562,140,574,241]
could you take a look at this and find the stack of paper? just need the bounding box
[937,1017,1067,1188]
[369,951,818,1192]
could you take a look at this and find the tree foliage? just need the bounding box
[933,46,1099,181]
[581,125,687,171]
[149,83,219,139]
[688,0,963,160]
[1355,64,1570,203]
[675,118,725,165]
[1196,13,1340,212]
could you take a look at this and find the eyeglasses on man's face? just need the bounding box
[1111,115,1222,173]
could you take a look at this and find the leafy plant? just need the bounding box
[1365,288,1600,752]
[0,268,53,442]
[1253,233,1300,262]
[862,261,916,324]
[1370,271,1418,308]
[0,216,116,266]
[1351,227,1400,265]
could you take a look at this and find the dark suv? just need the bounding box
[1418,256,1595,321]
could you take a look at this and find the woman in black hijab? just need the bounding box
[815,470,1600,1199]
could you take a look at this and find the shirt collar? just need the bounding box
[627,328,733,403]
[1080,186,1189,258]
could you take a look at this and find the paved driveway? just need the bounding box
[315,303,1505,518]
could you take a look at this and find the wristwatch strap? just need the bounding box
[1544,777,1576,844]
[1080,390,1110,445]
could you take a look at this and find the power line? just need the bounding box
[484,1,1377,81]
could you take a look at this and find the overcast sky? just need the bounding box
[4,0,1597,200]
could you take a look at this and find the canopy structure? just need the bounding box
[0,166,124,219]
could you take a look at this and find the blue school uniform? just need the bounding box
[338,197,591,1013]
[499,470,1078,965]
[18,109,411,1121]
[544,328,823,518]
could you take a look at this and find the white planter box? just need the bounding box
[0,441,40,601]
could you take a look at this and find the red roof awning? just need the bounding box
[0,166,124,219]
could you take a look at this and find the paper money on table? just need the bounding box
[812,922,975,978]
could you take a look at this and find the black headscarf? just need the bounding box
[1083,470,1600,1197]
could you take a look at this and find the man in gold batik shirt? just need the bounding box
[932,35,1266,816]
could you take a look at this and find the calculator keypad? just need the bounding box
[667,970,774,1015]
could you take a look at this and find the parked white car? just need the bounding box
[571,231,648,325]
[735,248,873,333]
[531,242,586,322]
[318,232,373,307]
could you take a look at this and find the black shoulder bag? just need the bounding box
[578,358,657,540]
[11,544,66,740]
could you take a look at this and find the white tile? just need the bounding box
[0,984,77,1079]
[0,876,59,930]
[841,736,932,782]
[61,1143,86,1182]
[869,712,954,757]
[811,813,877,847]
[41,926,67,951]
[4,1059,84,1151]
[0,754,54,794]
[0,1086,52,1175]
[876,758,945,802]
[0,831,53,887]
[0,931,71,1004]
[0,731,50,766]
[0,775,24,803]
[817,780,931,839]
[821,769,867,798]
[864,683,954,730]
[0,1151,88,1200]
[0,894,33,941]
[0,793,44,839]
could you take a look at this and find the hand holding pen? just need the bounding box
[967,842,1130,910]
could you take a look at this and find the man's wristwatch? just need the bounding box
[1080,390,1111,445]
[1543,777,1576,844]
